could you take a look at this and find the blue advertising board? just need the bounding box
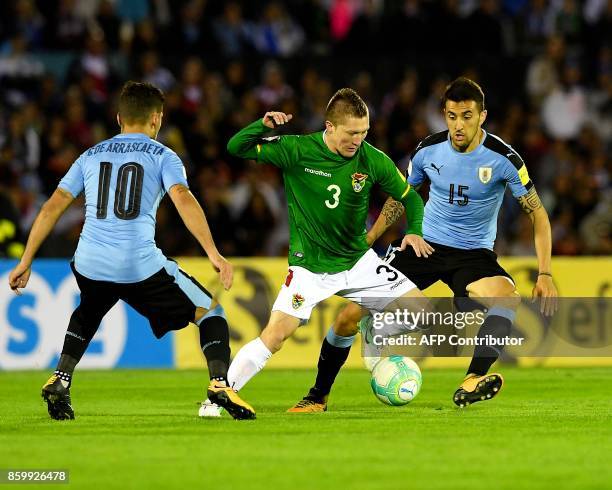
[0,260,173,369]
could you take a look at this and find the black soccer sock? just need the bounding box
[56,306,103,385]
[53,354,78,387]
[466,314,513,376]
[198,313,231,382]
[310,338,352,399]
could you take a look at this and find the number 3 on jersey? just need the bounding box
[325,184,341,209]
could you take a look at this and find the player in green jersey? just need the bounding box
[208,88,434,408]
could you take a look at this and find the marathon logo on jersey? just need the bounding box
[292,293,305,310]
[351,172,368,192]
[478,167,493,184]
[305,167,331,178]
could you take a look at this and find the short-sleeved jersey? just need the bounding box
[58,133,188,283]
[230,121,411,273]
[408,130,533,250]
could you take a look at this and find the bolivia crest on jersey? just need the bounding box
[351,172,368,192]
[478,167,493,184]
[292,293,305,310]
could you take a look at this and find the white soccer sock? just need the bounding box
[227,337,272,391]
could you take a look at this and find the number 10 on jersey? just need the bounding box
[96,162,144,220]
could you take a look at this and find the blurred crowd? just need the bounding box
[0,0,609,260]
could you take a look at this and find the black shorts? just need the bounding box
[70,261,212,338]
[386,240,514,298]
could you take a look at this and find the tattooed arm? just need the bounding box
[366,197,405,245]
[517,186,550,270]
[367,193,433,257]
[517,186,558,315]
[367,181,426,245]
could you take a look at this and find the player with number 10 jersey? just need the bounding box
[55,90,231,348]
[60,124,187,282]
[9,81,255,421]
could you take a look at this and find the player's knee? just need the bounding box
[469,277,521,310]
[507,290,521,309]
[260,325,288,353]
[195,304,226,324]
[490,288,521,310]
[334,322,358,336]
[333,305,361,336]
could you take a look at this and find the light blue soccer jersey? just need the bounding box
[58,133,188,282]
[408,130,533,250]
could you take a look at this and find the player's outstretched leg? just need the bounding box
[228,311,299,388]
[288,303,361,413]
[205,311,298,417]
[42,277,119,420]
[41,300,109,420]
[455,278,519,407]
[197,305,256,420]
[453,373,504,408]
[41,371,75,421]
[287,327,356,413]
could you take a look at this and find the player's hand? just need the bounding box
[263,111,293,129]
[532,274,558,317]
[399,234,434,258]
[8,262,31,296]
[210,254,233,290]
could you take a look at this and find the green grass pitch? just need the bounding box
[1,367,610,489]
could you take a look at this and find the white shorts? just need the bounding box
[272,249,417,320]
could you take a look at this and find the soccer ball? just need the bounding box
[370,356,422,406]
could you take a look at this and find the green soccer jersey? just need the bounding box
[227,120,422,273]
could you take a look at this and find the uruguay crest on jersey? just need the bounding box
[351,172,368,192]
[478,166,492,184]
